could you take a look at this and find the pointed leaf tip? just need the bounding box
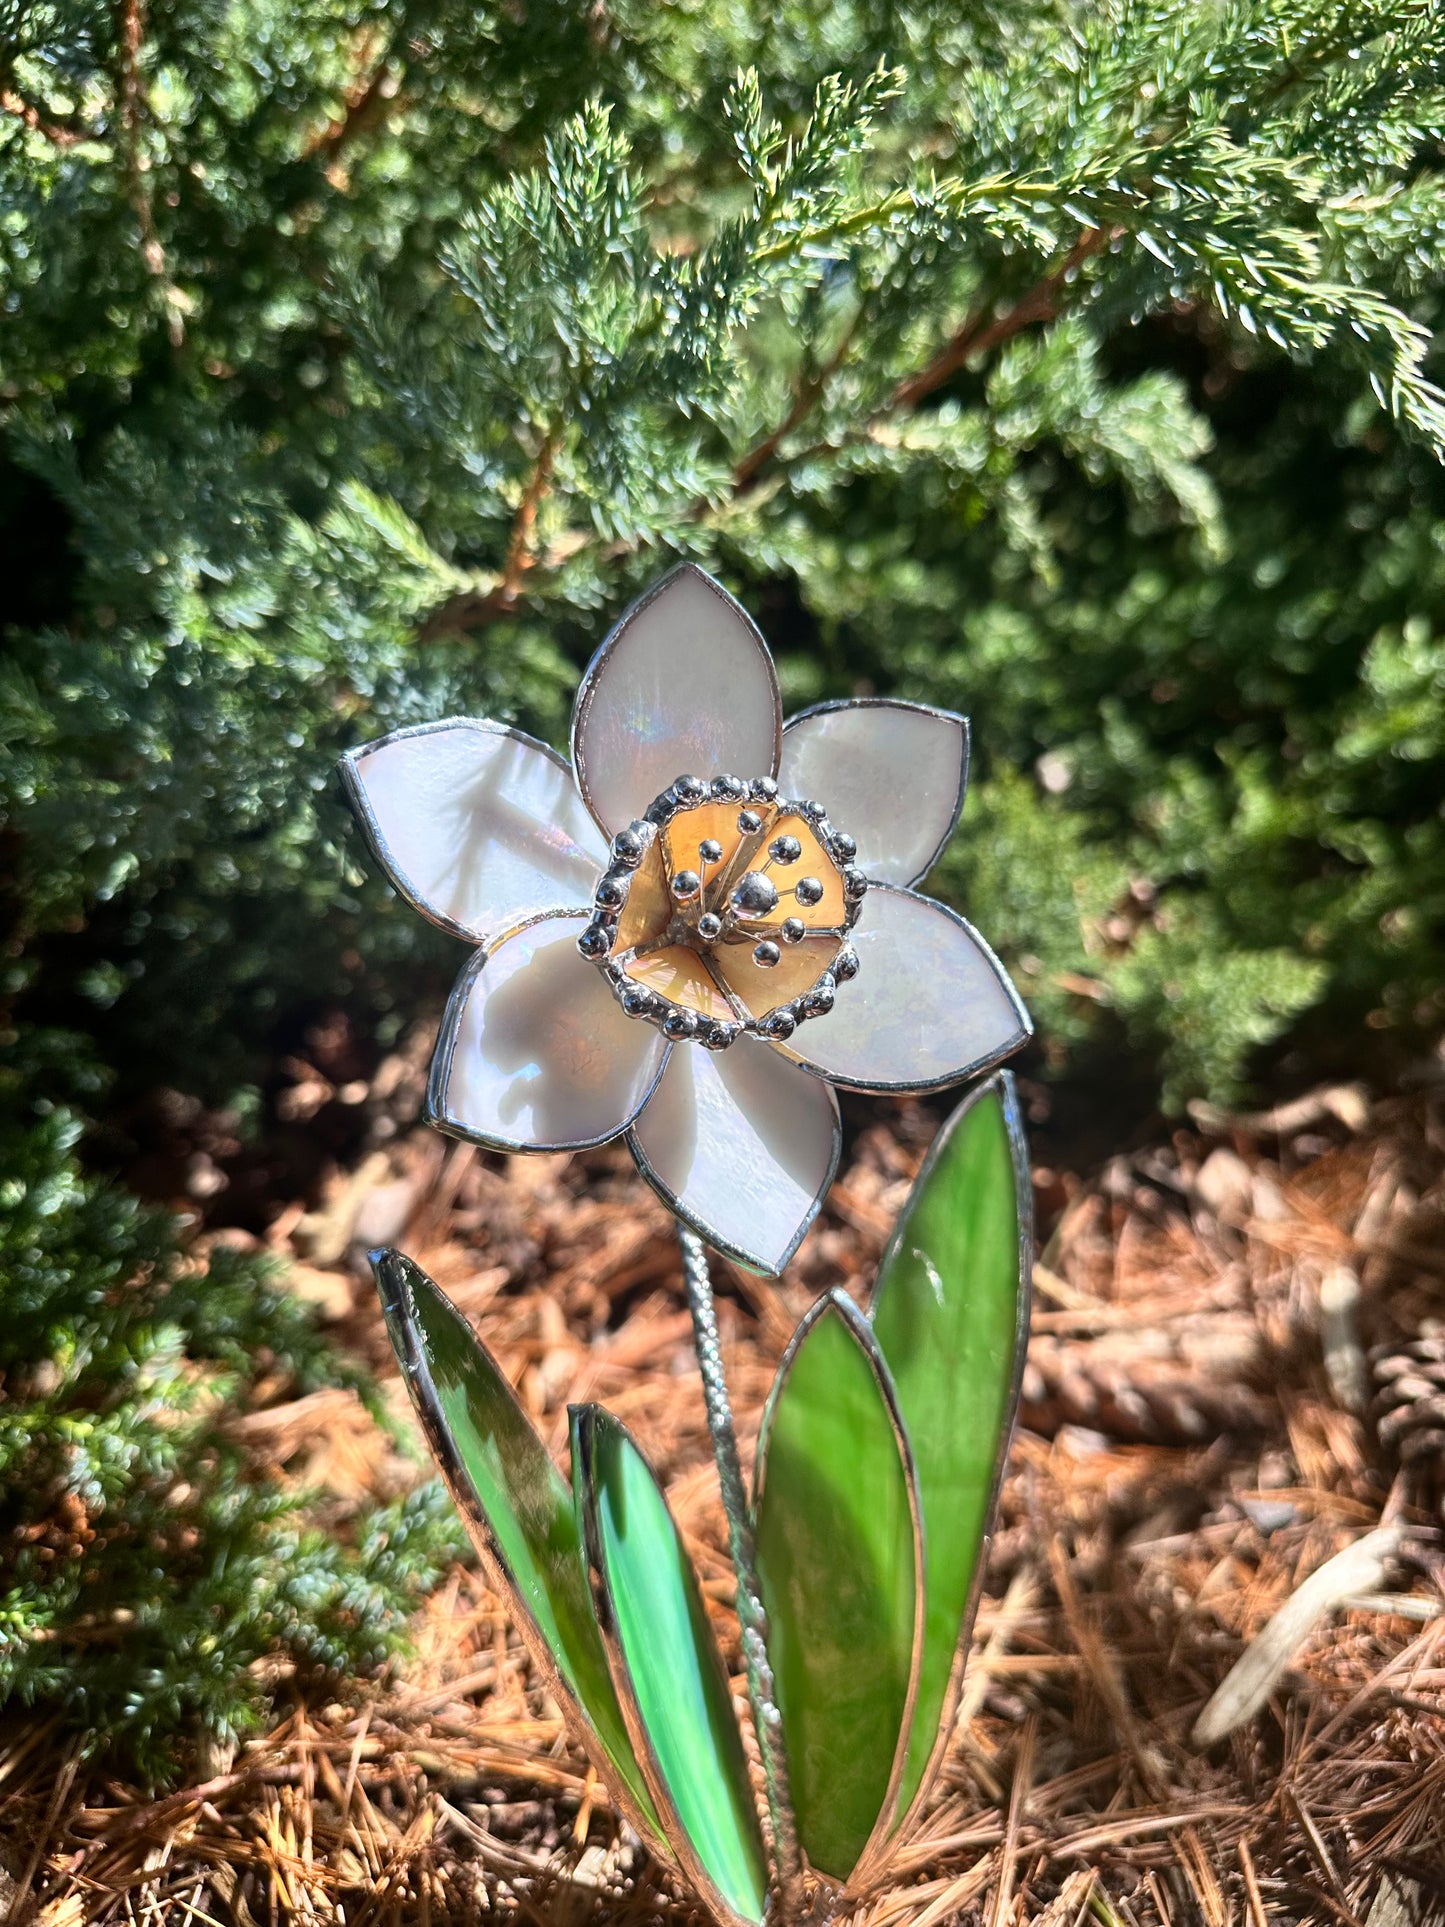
[374,1252,662,1850]
[573,1406,768,1927]
[870,1072,1031,1833]
[752,1289,923,1882]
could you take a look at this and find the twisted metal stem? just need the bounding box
[678,1226,804,1916]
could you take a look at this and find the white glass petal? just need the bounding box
[428,914,669,1151]
[628,1037,840,1274]
[778,700,969,887]
[570,565,782,835]
[340,721,609,943]
[777,885,1030,1093]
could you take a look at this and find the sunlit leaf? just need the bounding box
[572,1405,769,1926]
[371,1250,663,1849]
[752,1290,922,1881]
[870,1072,1031,1830]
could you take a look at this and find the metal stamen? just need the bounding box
[585,780,860,1050]
[732,871,780,918]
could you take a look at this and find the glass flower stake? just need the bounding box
[341,565,1035,1925]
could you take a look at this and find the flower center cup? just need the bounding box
[577,773,866,1048]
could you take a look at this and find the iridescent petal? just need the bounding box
[340,721,608,942]
[628,1037,840,1274]
[775,885,1030,1092]
[778,701,969,887]
[428,914,669,1151]
[571,565,782,835]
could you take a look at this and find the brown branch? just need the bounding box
[0,79,89,147]
[731,375,825,494]
[418,428,560,641]
[733,228,1114,503]
[502,429,558,588]
[115,0,184,347]
[302,39,404,168]
[415,228,1117,641]
[886,225,1111,415]
[741,225,1121,489]
[731,312,863,492]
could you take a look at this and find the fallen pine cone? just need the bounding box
[1020,1333,1271,1446]
[1370,1331,1445,1487]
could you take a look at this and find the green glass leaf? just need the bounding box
[572,1406,769,1927]
[371,1250,662,1848]
[869,1071,1031,1830]
[752,1290,922,1883]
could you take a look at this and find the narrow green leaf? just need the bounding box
[572,1407,769,1927]
[870,1072,1031,1828]
[752,1290,921,1882]
[371,1250,661,1846]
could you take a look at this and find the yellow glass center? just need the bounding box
[577,774,865,1048]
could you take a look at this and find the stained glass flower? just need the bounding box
[340,565,1030,1272]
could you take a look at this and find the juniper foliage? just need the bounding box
[0,1104,466,1776]
[5,0,1445,1108]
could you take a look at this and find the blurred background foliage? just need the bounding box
[2,0,1445,1771]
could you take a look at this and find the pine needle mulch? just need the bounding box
[6,1067,1445,1927]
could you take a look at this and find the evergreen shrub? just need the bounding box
[4,1,1444,1110]
[0,1102,464,1778]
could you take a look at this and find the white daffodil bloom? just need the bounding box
[340,565,1030,1273]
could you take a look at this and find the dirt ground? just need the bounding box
[7,1044,1445,1927]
